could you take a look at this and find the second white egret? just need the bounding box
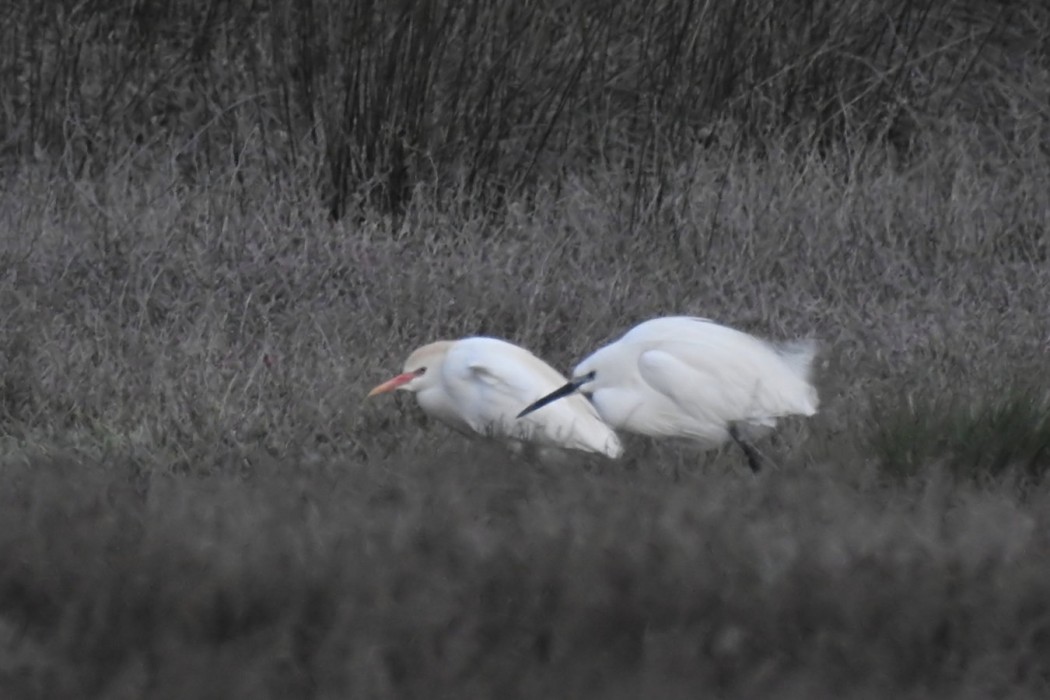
[517,316,819,472]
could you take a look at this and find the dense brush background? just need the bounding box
[1,0,1050,697]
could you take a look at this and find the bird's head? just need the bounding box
[572,359,600,396]
[367,341,453,397]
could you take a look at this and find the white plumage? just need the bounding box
[368,336,623,458]
[517,316,819,471]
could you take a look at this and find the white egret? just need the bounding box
[368,336,623,458]
[517,316,819,472]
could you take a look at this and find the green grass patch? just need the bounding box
[871,386,1050,483]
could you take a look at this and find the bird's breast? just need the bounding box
[416,387,472,433]
[590,388,652,431]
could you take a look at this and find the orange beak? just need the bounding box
[367,372,417,397]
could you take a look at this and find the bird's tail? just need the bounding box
[775,338,820,412]
[776,338,818,381]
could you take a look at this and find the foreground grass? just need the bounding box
[2,445,1050,699]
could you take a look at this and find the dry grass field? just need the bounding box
[1,1,1050,697]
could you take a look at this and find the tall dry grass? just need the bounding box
[4,0,1043,215]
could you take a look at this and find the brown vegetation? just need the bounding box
[1,1,1049,697]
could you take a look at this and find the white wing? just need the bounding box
[625,317,817,411]
[619,316,716,344]
[441,338,622,457]
[634,333,817,442]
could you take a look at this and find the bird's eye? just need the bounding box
[415,367,427,376]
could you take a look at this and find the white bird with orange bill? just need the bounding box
[368,336,623,459]
[517,316,819,472]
